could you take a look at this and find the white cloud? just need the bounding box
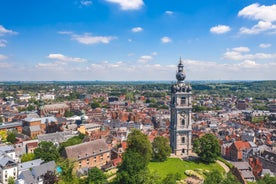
[128,38,132,42]
[105,0,144,10]
[223,51,276,60]
[240,60,258,68]
[58,31,73,35]
[210,25,231,34]
[138,55,153,63]
[59,31,117,44]
[72,33,116,44]
[36,62,61,68]
[232,47,250,52]
[238,4,276,34]
[0,39,7,47]
[0,54,7,60]
[238,3,276,22]
[240,21,276,34]
[161,36,171,43]
[165,11,174,15]
[1,58,276,80]
[259,43,271,48]
[47,54,87,62]
[131,27,143,32]
[80,0,92,6]
[0,25,17,36]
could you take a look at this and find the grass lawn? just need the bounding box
[148,158,225,179]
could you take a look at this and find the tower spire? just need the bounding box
[176,57,185,82]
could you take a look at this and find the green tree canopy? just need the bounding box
[113,129,153,184]
[86,167,107,184]
[21,153,35,162]
[193,133,220,163]
[257,174,276,184]
[127,129,152,163]
[204,170,223,184]
[6,132,17,144]
[152,136,171,162]
[34,141,59,162]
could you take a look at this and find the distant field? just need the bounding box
[148,158,224,179]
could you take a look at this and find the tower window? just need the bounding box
[182,137,185,143]
[181,97,186,105]
[181,119,185,125]
[182,149,185,153]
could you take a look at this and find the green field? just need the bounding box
[148,158,224,179]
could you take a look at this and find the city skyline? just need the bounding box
[0,0,276,81]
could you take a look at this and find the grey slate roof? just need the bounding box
[37,131,76,143]
[17,161,56,184]
[0,155,16,169]
[31,161,56,178]
[18,170,36,184]
[18,159,44,172]
[65,139,110,159]
[0,121,22,129]
[0,145,15,153]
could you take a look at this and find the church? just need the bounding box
[170,58,193,156]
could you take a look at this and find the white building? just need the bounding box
[0,145,18,184]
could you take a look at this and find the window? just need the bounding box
[181,97,186,105]
[182,137,185,143]
[181,119,185,125]
[182,149,185,153]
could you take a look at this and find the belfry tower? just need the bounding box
[170,58,193,156]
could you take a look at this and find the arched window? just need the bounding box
[182,119,185,125]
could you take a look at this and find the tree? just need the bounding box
[193,133,220,163]
[204,170,223,184]
[113,129,153,184]
[59,135,83,155]
[8,177,15,184]
[152,136,171,162]
[43,171,58,184]
[64,110,74,117]
[204,170,239,184]
[21,153,35,162]
[162,173,181,184]
[127,129,152,163]
[34,141,59,162]
[0,116,3,123]
[257,174,276,184]
[58,158,77,183]
[6,132,17,144]
[86,167,107,184]
[221,172,240,184]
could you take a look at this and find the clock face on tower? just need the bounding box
[176,71,186,81]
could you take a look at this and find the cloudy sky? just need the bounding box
[0,0,276,81]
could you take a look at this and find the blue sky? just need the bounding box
[0,0,276,81]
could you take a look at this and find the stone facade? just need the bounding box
[170,59,193,156]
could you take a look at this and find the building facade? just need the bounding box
[170,59,193,156]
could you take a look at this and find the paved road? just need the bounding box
[216,160,230,173]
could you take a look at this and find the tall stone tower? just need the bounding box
[170,58,192,156]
